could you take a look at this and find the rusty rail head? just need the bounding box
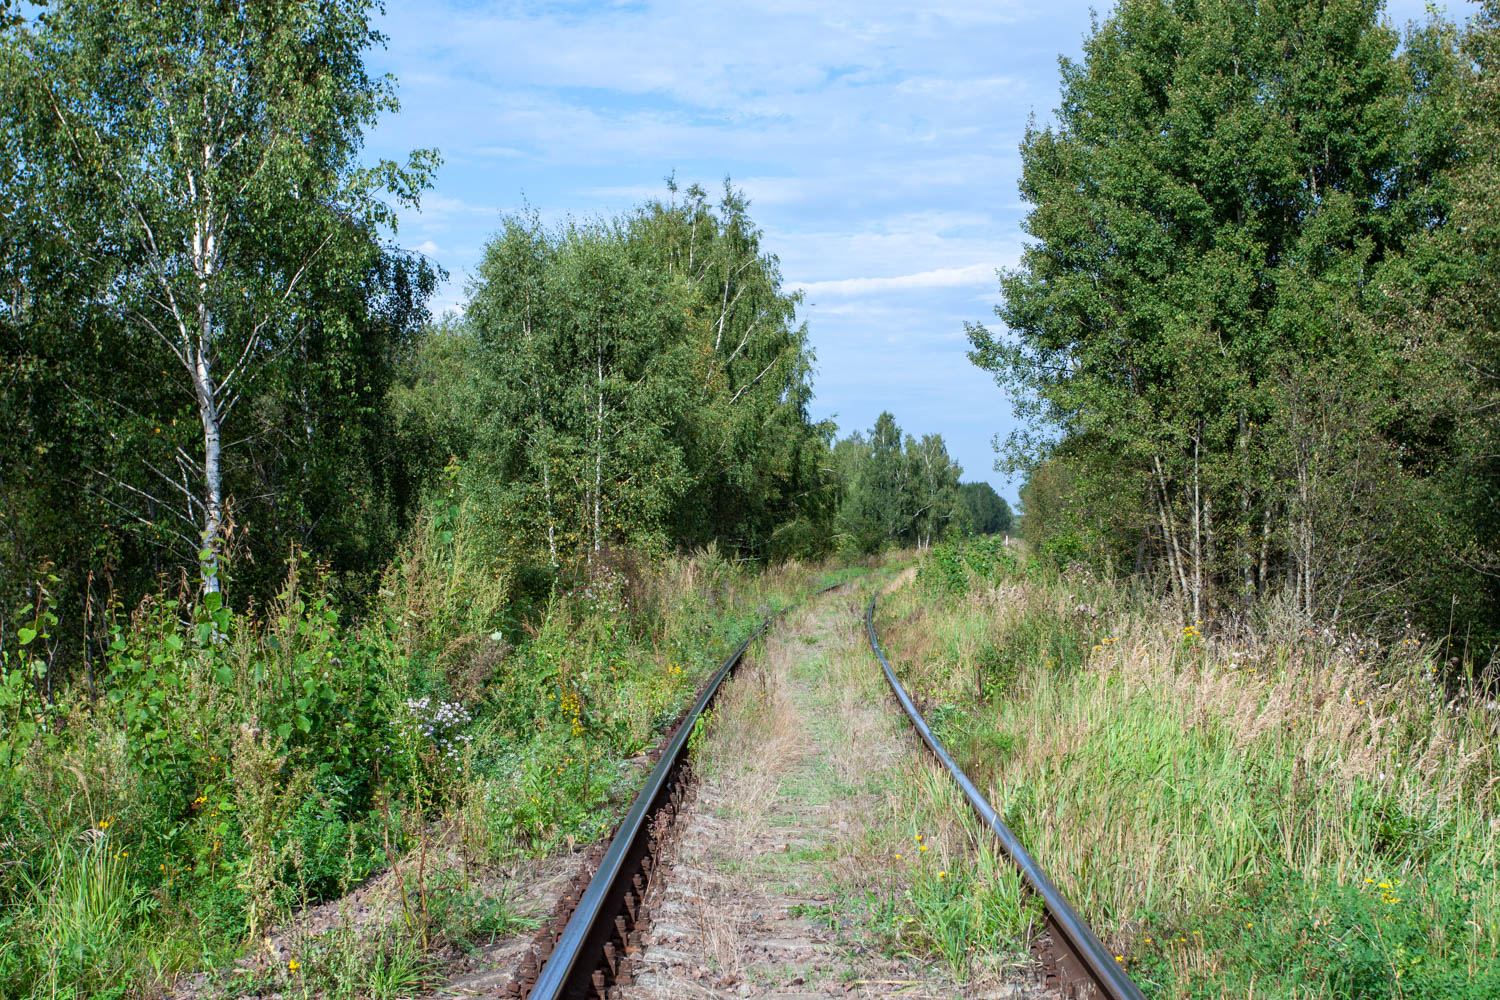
[865,593,1147,1000]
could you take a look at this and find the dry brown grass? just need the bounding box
[877,564,1500,994]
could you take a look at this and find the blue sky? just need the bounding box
[365,0,1443,504]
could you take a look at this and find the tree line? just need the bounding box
[972,0,1500,657]
[0,1,1000,689]
[831,411,1010,552]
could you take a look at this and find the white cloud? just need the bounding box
[793,263,997,298]
[362,0,1104,499]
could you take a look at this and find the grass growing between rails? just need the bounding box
[877,538,1500,999]
[790,579,1039,991]
[0,525,869,1000]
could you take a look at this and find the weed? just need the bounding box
[879,538,1500,998]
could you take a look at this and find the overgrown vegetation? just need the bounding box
[881,538,1500,998]
[0,526,852,997]
[970,0,1500,656]
[0,4,971,994]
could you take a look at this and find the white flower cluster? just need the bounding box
[575,565,629,617]
[404,696,474,770]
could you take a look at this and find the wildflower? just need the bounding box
[288,959,300,973]
[895,853,902,860]
[919,844,928,852]
[937,871,947,879]
[1115,956,1124,963]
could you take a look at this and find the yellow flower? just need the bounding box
[1115,956,1124,963]
[919,844,928,852]
[937,871,947,879]
[288,959,300,973]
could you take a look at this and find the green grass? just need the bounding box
[878,543,1500,999]
[0,547,875,999]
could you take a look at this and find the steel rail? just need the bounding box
[865,594,1147,1000]
[526,578,854,1000]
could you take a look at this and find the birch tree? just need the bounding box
[6,0,435,595]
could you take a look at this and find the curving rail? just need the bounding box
[865,593,1147,1000]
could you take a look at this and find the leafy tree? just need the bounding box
[2,0,437,597]
[464,213,691,564]
[1372,0,1500,650]
[628,181,834,559]
[955,482,1012,536]
[969,0,1464,626]
[906,433,961,548]
[455,184,833,573]
[833,413,963,552]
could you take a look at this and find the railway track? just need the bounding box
[864,594,1145,1000]
[512,581,1144,1000]
[508,580,853,1000]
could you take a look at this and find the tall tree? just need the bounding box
[458,186,833,572]
[465,214,692,564]
[969,0,1462,625]
[954,482,1012,536]
[3,0,436,595]
[905,433,961,549]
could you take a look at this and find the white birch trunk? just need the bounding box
[189,149,224,594]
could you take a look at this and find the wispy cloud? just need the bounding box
[361,0,1120,499]
[793,263,997,297]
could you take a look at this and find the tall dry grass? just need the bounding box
[879,559,1500,997]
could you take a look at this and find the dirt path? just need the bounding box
[618,587,1055,1000]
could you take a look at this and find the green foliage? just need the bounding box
[918,534,1018,599]
[969,0,1496,644]
[0,542,837,998]
[883,555,1500,998]
[953,482,1012,537]
[1136,869,1500,1000]
[835,412,963,553]
[446,183,833,575]
[0,0,439,684]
